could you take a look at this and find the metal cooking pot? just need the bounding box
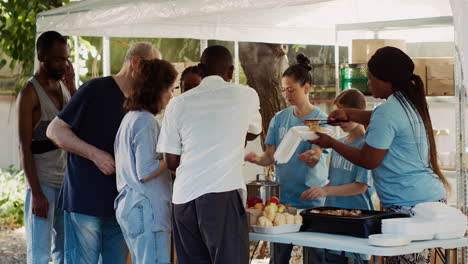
[246,174,281,204]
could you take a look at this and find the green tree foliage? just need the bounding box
[0,0,69,90]
[109,37,201,74]
[0,165,25,228]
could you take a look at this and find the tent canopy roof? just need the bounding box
[37,0,452,45]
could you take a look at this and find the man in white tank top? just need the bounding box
[16,31,75,264]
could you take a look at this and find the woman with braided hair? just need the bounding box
[310,46,449,264]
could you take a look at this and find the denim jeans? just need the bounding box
[63,211,128,264]
[116,198,170,264]
[24,184,64,264]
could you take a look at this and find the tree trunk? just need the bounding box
[239,43,289,148]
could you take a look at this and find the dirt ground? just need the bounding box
[0,228,305,264]
[0,227,27,264]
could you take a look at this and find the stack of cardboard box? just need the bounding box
[351,39,454,96]
[413,58,454,96]
[352,39,407,64]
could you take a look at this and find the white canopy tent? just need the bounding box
[37,0,453,45]
[35,0,462,96]
[37,1,468,260]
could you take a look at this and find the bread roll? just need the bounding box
[257,216,273,227]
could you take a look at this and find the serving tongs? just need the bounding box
[302,119,348,127]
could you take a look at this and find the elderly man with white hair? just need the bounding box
[47,42,161,264]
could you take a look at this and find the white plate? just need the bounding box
[368,234,412,247]
[434,230,467,240]
[252,224,302,234]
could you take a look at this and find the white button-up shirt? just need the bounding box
[157,75,262,204]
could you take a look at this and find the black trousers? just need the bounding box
[173,190,249,264]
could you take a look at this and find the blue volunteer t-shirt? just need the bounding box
[265,106,328,209]
[325,136,374,210]
[365,92,445,208]
[57,76,125,217]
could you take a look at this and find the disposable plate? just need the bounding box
[252,224,302,234]
[368,234,412,247]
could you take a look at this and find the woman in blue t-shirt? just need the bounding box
[310,47,449,264]
[302,89,374,264]
[245,54,329,264]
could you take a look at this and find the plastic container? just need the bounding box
[412,202,467,240]
[381,218,434,241]
[300,207,410,238]
[252,224,302,234]
[340,63,370,95]
[274,126,333,164]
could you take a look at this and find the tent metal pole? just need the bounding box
[234,41,239,84]
[334,27,340,96]
[103,36,111,76]
[73,36,79,88]
[455,43,467,264]
[34,34,39,74]
[200,39,208,57]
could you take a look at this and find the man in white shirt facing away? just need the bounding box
[157,45,262,264]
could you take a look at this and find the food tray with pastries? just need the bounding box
[299,206,410,238]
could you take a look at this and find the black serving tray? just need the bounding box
[300,206,410,238]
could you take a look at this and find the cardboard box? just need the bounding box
[412,58,427,90]
[411,57,454,96]
[427,79,454,96]
[352,39,406,63]
[427,63,454,80]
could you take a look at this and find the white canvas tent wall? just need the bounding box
[36,0,459,89]
[36,0,453,45]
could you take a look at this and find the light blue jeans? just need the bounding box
[116,197,171,264]
[63,211,128,264]
[25,184,64,264]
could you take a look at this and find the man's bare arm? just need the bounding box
[46,117,116,175]
[16,84,49,218]
[164,153,181,172]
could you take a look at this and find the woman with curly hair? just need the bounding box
[114,59,177,264]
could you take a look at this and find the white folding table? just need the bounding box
[250,232,468,264]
